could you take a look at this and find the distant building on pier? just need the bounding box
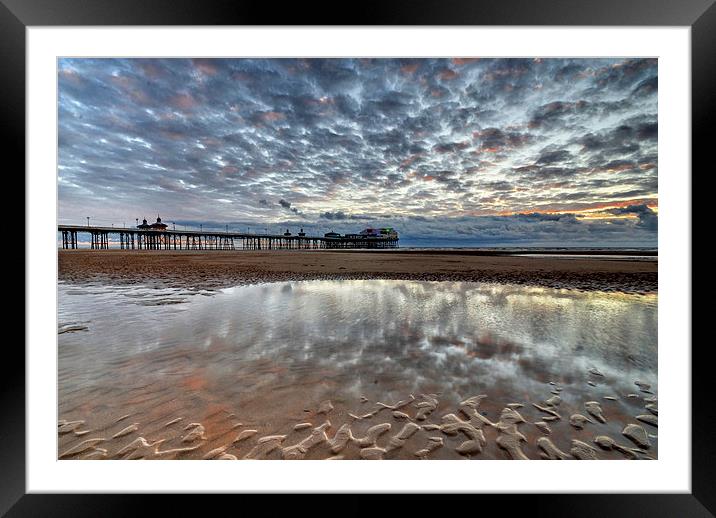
[137,216,168,231]
[359,227,398,238]
[343,228,399,239]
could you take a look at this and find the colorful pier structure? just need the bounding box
[58,218,399,251]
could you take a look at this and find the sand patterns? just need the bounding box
[59,381,658,460]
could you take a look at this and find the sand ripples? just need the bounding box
[59,373,658,460]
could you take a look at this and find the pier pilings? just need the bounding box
[58,225,398,251]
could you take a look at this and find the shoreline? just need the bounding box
[58,250,658,293]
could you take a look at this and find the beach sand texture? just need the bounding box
[58,386,658,460]
[58,251,657,460]
[59,250,657,293]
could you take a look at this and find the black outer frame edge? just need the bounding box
[0,0,714,26]
[6,0,712,514]
[691,1,716,515]
[2,494,715,516]
[0,1,26,517]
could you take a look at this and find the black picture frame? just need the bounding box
[5,0,710,514]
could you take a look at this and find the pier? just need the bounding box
[58,225,399,251]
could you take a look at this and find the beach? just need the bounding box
[57,250,658,460]
[58,249,657,293]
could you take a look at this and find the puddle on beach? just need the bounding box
[58,280,658,460]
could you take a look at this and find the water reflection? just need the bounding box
[58,280,657,459]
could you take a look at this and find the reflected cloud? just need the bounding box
[59,280,657,408]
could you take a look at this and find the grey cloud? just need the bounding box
[319,211,375,221]
[536,149,572,165]
[593,59,656,90]
[632,76,658,97]
[609,204,658,231]
[57,58,658,247]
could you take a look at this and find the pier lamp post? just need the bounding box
[173,222,176,231]
[226,224,228,233]
[136,218,139,227]
[86,216,90,227]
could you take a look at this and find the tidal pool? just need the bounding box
[58,280,658,460]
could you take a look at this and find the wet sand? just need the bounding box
[58,252,657,460]
[59,250,657,293]
[58,384,658,460]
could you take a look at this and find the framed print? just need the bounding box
[6,0,711,513]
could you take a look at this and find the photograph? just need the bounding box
[56,57,659,461]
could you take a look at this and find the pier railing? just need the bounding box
[57,225,398,250]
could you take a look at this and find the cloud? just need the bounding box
[320,210,348,220]
[433,141,470,154]
[609,204,658,230]
[57,57,658,246]
[528,100,589,129]
[632,76,658,97]
[277,198,303,216]
[594,59,656,90]
[319,211,374,221]
[473,128,532,153]
[536,149,572,165]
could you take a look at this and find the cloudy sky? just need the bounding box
[58,58,657,247]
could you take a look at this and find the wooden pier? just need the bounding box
[58,225,399,251]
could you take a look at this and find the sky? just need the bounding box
[58,58,657,247]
